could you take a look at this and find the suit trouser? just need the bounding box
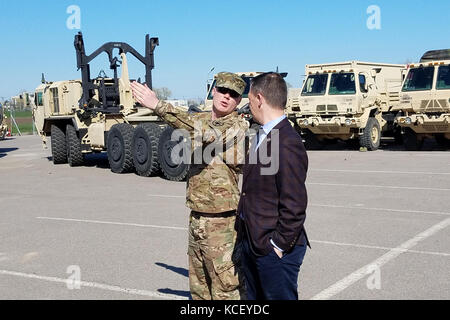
[242,233,307,300]
[188,212,246,300]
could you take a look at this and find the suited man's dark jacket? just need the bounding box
[238,118,310,256]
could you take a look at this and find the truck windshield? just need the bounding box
[436,65,450,90]
[301,74,328,96]
[402,67,434,91]
[329,73,356,95]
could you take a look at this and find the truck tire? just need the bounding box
[303,130,323,150]
[66,124,84,167]
[403,128,423,151]
[132,123,162,177]
[158,126,190,181]
[435,134,450,148]
[107,123,135,173]
[359,117,381,151]
[51,124,67,164]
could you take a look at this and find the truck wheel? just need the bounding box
[435,134,450,148]
[50,124,67,164]
[132,123,162,177]
[158,126,190,181]
[107,123,135,173]
[403,128,423,151]
[360,117,381,151]
[303,130,323,150]
[66,124,84,167]
[393,126,404,145]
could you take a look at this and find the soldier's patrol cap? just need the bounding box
[215,72,246,96]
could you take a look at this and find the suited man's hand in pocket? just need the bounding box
[274,247,283,258]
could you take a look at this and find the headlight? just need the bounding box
[312,119,319,127]
[302,119,309,126]
[405,117,412,125]
[345,119,352,126]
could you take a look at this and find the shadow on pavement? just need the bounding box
[155,262,188,278]
[0,147,19,159]
[155,262,191,299]
[46,152,111,169]
[305,137,450,152]
[157,288,191,299]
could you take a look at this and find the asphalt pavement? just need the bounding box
[0,135,449,300]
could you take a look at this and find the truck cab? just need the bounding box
[394,50,450,150]
[286,61,405,150]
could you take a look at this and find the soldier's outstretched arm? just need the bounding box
[131,81,195,133]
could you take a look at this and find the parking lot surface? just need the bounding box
[0,135,449,299]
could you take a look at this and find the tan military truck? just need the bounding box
[286,61,405,150]
[33,32,172,178]
[393,50,450,150]
[0,104,8,140]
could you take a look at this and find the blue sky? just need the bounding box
[1,0,449,101]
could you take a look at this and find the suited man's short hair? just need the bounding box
[250,72,287,109]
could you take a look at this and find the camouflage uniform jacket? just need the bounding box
[155,101,249,214]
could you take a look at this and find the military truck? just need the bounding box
[11,92,34,111]
[286,61,405,150]
[33,32,178,179]
[393,50,450,150]
[0,104,8,140]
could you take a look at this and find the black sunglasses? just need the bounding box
[216,87,240,98]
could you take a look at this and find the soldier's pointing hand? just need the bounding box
[130,81,159,110]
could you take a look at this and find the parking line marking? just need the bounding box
[0,269,187,300]
[311,217,450,300]
[311,240,450,257]
[36,217,188,231]
[310,204,450,216]
[308,182,450,192]
[147,194,185,198]
[36,217,449,257]
[310,169,450,175]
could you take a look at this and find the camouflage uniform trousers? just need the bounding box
[188,212,246,300]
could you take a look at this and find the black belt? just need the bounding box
[191,210,237,218]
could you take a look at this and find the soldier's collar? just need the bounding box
[210,111,238,126]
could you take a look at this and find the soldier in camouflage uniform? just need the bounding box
[131,72,248,300]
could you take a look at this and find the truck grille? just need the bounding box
[420,99,449,112]
[422,124,449,132]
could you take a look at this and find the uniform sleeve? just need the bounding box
[154,100,197,135]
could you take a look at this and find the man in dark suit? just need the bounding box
[238,72,310,300]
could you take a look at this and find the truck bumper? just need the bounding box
[396,114,450,134]
[295,116,360,135]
